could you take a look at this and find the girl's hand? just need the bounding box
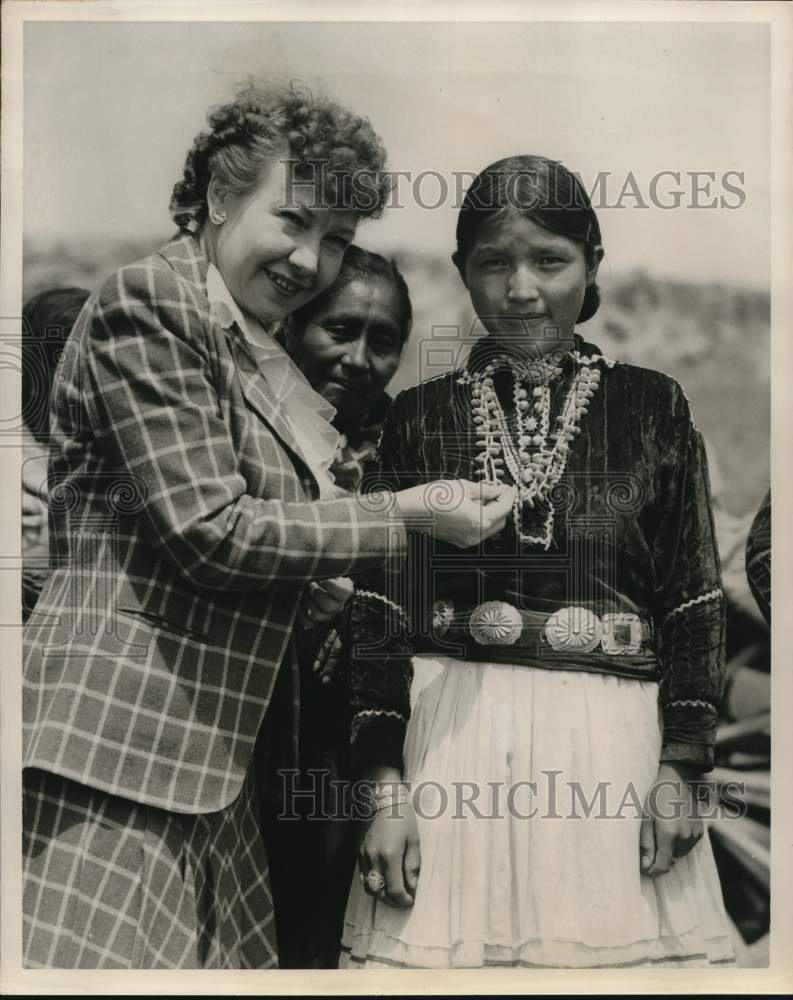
[358,765,421,908]
[358,801,421,908]
[298,577,353,627]
[395,479,515,549]
[639,762,704,877]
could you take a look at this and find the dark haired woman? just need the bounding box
[20,287,90,621]
[21,82,513,969]
[340,155,735,968]
[282,244,413,490]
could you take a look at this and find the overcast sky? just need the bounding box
[24,19,769,287]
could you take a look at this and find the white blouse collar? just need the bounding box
[205,261,340,496]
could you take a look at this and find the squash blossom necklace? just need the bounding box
[464,347,604,548]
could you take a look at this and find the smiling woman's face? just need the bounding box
[463,211,599,358]
[285,277,405,425]
[209,158,359,326]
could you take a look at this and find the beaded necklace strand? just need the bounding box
[467,350,604,548]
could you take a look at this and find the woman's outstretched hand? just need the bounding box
[395,479,516,549]
[639,762,704,877]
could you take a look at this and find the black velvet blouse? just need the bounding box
[348,336,726,774]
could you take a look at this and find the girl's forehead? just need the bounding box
[474,212,578,250]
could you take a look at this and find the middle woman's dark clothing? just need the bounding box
[260,393,392,968]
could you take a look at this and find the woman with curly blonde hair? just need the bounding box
[21,78,513,970]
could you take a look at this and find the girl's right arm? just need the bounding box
[347,392,423,907]
[347,392,513,903]
[357,763,421,908]
[347,391,419,776]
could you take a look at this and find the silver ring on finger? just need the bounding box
[365,869,386,894]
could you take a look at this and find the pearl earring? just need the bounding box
[210,208,227,225]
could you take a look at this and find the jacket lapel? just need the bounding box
[159,232,321,496]
[228,331,320,494]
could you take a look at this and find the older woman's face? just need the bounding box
[210,159,359,325]
[285,278,405,425]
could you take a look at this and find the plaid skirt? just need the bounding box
[23,765,277,969]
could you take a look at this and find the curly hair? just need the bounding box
[170,78,391,231]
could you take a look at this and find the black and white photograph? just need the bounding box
[1,0,790,993]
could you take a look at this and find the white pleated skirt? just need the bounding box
[340,655,735,969]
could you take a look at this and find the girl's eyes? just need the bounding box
[479,254,566,268]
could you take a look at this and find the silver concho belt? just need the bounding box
[432,601,652,656]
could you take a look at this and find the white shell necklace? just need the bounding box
[467,350,605,548]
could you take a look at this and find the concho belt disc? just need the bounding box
[468,601,523,646]
[432,600,455,637]
[544,607,602,653]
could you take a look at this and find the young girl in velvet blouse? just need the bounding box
[340,155,735,969]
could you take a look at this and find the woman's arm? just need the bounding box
[79,264,507,592]
[80,262,407,591]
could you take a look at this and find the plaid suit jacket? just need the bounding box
[23,233,405,814]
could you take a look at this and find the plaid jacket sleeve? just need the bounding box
[82,262,406,590]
